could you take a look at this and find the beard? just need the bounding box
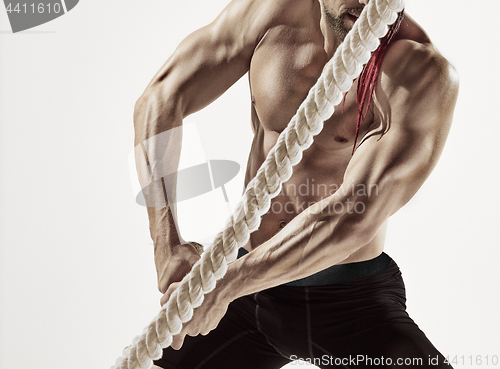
[323,6,362,42]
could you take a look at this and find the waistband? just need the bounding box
[237,248,392,287]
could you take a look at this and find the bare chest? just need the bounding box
[248,26,374,155]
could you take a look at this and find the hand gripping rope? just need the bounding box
[112,0,405,367]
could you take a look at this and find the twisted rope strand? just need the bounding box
[113,0,405,367]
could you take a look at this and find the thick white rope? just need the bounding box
[113,0,405,367]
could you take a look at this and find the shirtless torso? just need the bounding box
[245,1,382,260]
[242,2,435,264]
[134,0,459,351]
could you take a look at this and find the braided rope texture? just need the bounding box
[113,0,405,367]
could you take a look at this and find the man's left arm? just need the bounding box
[166,41,459,349]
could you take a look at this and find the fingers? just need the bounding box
[200,322,217,336]
[188,241,204,255]
[160,281,204,351]
[160,282,180,306]
[160,294,169,307]
[170,333,186,350]
[170,327,208,350]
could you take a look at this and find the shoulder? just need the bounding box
[373,39,459,136]
[365,39,460,166]
[211,0,318,41]
[243,0,318,22]
[380,39,459,102]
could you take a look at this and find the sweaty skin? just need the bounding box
[134,0,459,351]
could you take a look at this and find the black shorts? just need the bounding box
[154,251,452,368]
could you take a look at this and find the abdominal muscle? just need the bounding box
[241,124,388,266]
[241,22,389,266]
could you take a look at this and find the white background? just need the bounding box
[0,1,499,368]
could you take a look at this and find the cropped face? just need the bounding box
[321,0,367,41]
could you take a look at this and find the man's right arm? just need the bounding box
[133,0,286,293]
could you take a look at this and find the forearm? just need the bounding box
[134,85,186,264]
[216,122,439,303]
[148,205,182,265]
[219,196,373,302]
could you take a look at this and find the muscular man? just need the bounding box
[133,0,459,367]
